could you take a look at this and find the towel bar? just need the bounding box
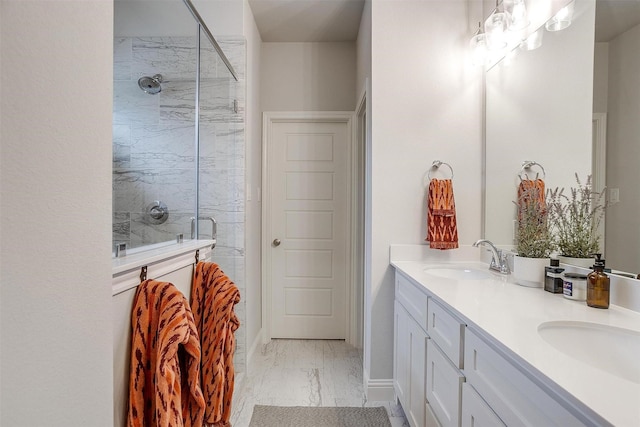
[190,216,217,249]
[519,160,546,180]
[428,160,454,180]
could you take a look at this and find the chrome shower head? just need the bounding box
[137,74,163,95]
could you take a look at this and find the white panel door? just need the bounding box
[269,119,349,339]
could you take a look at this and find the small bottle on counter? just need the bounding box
[587,255,610,309]
[544,258,564,293]
[563,272,588,301]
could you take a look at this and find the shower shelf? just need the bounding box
[112,239,214,296]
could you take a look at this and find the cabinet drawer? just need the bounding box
[427,298,465,368]
[461,383,505,427]
[464,329,586,427]
[396,272,429,330]
[426,340,464,427]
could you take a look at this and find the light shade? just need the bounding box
[485,10,508,50]
[521,27,544,51]
[546,1,575,32]
[470,31,488,65]
[508,0,530,30]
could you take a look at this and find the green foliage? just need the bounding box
[547,174,606,258]
[513,182,554,258]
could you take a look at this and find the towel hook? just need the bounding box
[519,160,546,180]
[140,266,148,282]
[427,160,454,180]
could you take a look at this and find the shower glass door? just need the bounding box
[112,0,203,254]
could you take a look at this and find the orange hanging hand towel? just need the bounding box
[426,178,459,250]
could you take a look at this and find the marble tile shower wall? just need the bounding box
[113,36,247,372]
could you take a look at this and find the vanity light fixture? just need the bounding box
[470,22,489,66]
[506,0,530,31]
[546,0,575,32]
[485,0,509,50]
[521,26,544,51]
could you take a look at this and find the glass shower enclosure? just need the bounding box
[112,0,241,256]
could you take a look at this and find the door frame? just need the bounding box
[261,111,356,344]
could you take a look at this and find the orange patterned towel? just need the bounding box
[426,178,459,250]
[191,262,241,427]
[128,280,205,427]
[517,178,546,224]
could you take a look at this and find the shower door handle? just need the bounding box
[191,216,217,249]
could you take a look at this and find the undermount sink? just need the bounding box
[538,321,640,384]
[423,267,492,281]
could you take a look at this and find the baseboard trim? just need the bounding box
[364,372,396,402]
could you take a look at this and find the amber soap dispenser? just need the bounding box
[587,254,610,309]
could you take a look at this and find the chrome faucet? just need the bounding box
[473,239,510,274]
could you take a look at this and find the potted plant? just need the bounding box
[547,174,606,268]
[512,180,555,287]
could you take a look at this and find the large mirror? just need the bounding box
[484,0,640,276]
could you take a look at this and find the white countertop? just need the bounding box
[391,258,640,426]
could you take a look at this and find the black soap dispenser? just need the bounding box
[587,254,610,309]
[544,258,564,293]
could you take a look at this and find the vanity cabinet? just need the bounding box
[394,274,428,427]
[460,383,504,427]
[394,300,428,427]
[395,272,465,427]
[463,329,586,427]
[426,298,465,427]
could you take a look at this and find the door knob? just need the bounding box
[272,238,281,247]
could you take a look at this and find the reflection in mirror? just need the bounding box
[484,0,595,256]
[485,0,640,277]
[594,0,640,275]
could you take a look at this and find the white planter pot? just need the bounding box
[512,256,548,288]
[557,255,594,269]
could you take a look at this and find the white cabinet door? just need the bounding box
[426,340,464,427]
[461,383,505,427]
[407,318,427,427]
[395,300,410,407]
[394,299,428,427]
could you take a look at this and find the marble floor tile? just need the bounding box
[230,339,408,426]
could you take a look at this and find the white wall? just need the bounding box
[369,0,482,381]
[261,42,356,111]
[356,0,372,100]
[115,0,244,37]
[356,0,373,379]
[0,1,113,424]
[196,0,244,35]
[242,0,264,365]
[593,42,609,114]
[605,23,640,274]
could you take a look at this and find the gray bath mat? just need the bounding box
[249,405,392,427]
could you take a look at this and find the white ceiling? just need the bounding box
[595,0,640,42]
[248,0,366,42]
